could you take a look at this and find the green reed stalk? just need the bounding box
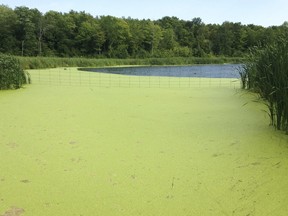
[242,35,288,132]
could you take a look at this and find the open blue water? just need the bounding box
[80,64,242,78]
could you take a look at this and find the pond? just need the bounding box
[2,68,288,216]
[80,64,242,78]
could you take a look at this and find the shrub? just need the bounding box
[0,54,29,90]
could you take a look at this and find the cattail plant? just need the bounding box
[241,35,288,132]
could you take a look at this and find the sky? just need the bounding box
[1,0,288,27]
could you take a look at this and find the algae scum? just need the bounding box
[1,68,288,216]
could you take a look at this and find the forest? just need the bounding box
[0,5,288,58]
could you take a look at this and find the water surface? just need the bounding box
[80,64,242,78]
[1,68,287,216]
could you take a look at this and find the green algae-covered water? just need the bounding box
[1,68,288,216]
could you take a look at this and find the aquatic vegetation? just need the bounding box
[17,56,244,70]
[0,54,30,90]
[1,71,288,215]
[241,35,288,132]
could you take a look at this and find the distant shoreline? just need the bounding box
[17,56,245,70]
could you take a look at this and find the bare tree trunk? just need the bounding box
[21,40,24,56]
[38,36,42,56]
[38,18,45,56]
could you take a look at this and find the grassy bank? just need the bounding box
[0,69,288,215]
[17,56,244,69]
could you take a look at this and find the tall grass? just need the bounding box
[17,56,244,70]
[241,36,288,132]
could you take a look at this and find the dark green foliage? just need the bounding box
[0,5,286,59]
[241,35,288,132]
[0,54,29,89]
[0,5,18,54]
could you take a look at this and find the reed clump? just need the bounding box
[241,36,288,132]
[0,54,30,90]
[17,56,244,70]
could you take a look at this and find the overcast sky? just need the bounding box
[1,0,288,27]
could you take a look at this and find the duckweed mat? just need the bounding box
[0,69,288,216]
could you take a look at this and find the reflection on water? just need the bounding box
[80,64,242,78]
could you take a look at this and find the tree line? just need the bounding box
[0,5,287,58]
